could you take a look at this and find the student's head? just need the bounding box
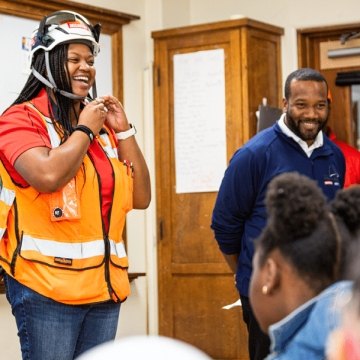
[249,173,358,333]
[283,68,329,146]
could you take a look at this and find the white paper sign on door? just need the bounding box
[174,49,227,194]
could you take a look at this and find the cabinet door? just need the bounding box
[154,27,247,360]
[153,19,282,360]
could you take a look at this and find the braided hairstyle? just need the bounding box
[255,172,358,294]
[12,44,77,142]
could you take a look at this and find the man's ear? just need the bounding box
[263,257,280,295]
[282,97,288,112]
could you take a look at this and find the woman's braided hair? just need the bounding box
[12,44,76,142]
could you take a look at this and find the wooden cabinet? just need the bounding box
[152,18,283,360]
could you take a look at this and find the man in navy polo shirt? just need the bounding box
[211,67,345,360]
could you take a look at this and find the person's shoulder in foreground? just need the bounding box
[326,240,360,360]
[250,172,360,360]
[267,281,352,360]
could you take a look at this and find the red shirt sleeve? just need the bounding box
[0,103,51,186]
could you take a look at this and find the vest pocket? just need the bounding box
[49,178,81,221]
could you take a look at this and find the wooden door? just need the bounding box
[152,19,283,360]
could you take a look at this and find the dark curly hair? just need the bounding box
[255,173,360,294]
[330,185,360,235]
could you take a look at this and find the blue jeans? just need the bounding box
[4,274,121,360]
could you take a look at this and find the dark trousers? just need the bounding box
[240,295,270,360]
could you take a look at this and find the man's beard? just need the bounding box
[285,111,328,143]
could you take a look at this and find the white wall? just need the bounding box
[2,0,360,358]
[162,0,360,85]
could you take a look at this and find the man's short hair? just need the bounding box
[284,68,328,100]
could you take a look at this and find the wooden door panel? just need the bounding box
[247,29,284,134]
[153,19,283,360]
[173,275,248,360]
[171,193,223,263]
[157,30,248,358]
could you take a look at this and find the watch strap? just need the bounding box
[116,124,137,140]
[73,125,94,142]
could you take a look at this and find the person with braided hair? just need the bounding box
[249,172,360,360]
[0,10,150,360]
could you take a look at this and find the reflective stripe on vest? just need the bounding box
[1,186,15,206]
[99,132,118,158]
[25,102,61,147]
[21,235,127,259]
[44,117,61,147]
[0,186,15,238]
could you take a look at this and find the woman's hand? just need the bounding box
[95,95,151,209]
[100,95,131,132]
[78,98,108,135]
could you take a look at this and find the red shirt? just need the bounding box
[0,89,114,232]
[328,128,360,187]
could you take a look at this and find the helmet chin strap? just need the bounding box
[32,68,85,100]
[92,80,97,99]
[31,52,95,101]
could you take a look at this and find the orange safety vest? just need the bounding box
[0,104,133,305]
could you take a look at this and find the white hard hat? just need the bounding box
[30,10,101,63]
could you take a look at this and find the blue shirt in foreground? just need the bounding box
[266,281,352,360]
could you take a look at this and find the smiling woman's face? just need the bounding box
[66,43,96,99]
